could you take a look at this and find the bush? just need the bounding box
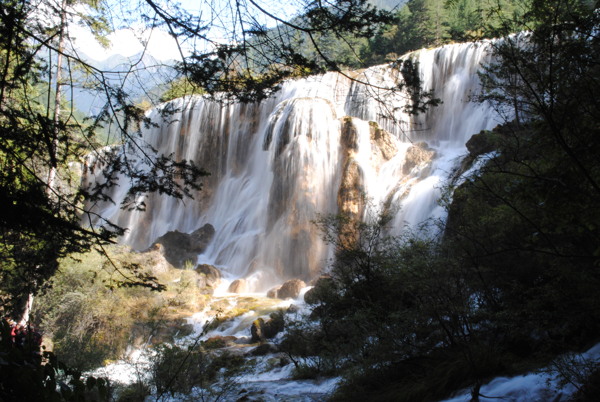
[150,344,247,398]
[116,381,151,402]
[32,246,208,370]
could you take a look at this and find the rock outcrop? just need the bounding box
[150,223,215,268]
[204,335,238,349]
[277,279,306,299]
[370,120,398,161]
[138,243,172,275]
[403,142,436,176]
[194,264,222,294]
[466,129,499,157]
[266,286,280,299]
[195,264,221,288]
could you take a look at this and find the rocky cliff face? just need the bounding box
[150,223,215,267]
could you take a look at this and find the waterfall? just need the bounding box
[83,40,501,290]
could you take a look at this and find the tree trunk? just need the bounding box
[46,0,67,195]
[18,293,34,326]
[19,0,67,326]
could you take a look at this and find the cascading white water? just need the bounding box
[84,40,502,290]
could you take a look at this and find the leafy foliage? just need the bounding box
[0,318,110,401]
[0,0,210,321]
[281,2,600,399]
[150,344,246,399]
[168,0,395,101]
[33,246,207,371]
[361,0,531,65]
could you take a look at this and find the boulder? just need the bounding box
[263,312,284,338]
[369,121,398,161]
[139,243,171,275]
[266,286,281,299]
[250,312,285,342]
[249,343,278,356]
[204,335,237,349]
[195,264,222,289]
[250,318,265,342]
[466,130,498,157]
[150,223,215,268]
[228,279,248,294]
[277,279,306,299]
[189,224,216,250]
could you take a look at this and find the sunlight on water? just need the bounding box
[85,40,500,290]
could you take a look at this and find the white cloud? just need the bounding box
[70,24,183,62]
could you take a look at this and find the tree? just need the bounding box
[144,0,395,101]
[0,0,437,328]
[0,0,207,322]
[281,1,600,399]
[440,0,600,396]
[0,0,441,397]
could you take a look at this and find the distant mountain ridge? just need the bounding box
[70,0,406,116]
[71,51,176,116]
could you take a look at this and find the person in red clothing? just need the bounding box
[9,321,17,346]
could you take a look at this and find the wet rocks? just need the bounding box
[228,279,248,293]
[337,158,365,220]
[204,335,238,349]
[130,319,193,348]
[195,264,222,290]
[403,142,436,176]
[250,312,285,342]
[266,287,279,298]
[267,279,306,300]
[338,117,365,222]
[340,116,359,151]
[277,279,306,299]
[369,120,398,161]
[250,318,265,342]
[150,223,215,268]
[466,129,500,157]
[248,343,278,356]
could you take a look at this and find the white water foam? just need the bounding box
[84,40,501,290]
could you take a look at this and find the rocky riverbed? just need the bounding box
[92,279,339,401]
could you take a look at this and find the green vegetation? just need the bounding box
[276,0,531,69]
[32,246,208,371]
[279,0,600,399]
[2,0,599,399]
[158,76,206,103]
[150,344,247,398]
[0,0,207,324]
